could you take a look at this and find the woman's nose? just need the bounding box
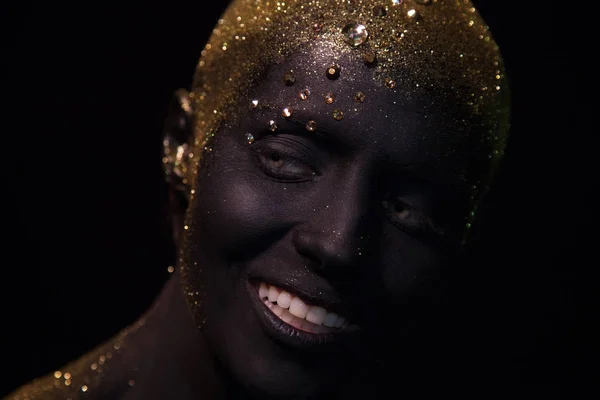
[292,179,376,274]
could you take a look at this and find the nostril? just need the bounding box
[293,231,322,264]
[293,229,361,274]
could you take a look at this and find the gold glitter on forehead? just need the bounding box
[183,0,510,191]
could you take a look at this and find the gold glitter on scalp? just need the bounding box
[173,0,509,195]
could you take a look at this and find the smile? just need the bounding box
[256,282,349,334]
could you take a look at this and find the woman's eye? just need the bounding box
[257,149,315,180]
[267,152,285,169]
[382,196,444,239]
[382,199,412,221]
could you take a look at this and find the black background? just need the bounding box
[1,0,597,396]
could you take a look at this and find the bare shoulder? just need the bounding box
[4,322,145,400]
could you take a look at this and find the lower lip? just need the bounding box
[246,280,355,349]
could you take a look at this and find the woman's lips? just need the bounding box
[256,282,350,334]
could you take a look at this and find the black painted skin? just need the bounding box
[8,46,498,400]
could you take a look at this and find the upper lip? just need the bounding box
[248,273,350,320]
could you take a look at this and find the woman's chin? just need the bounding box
[198,274,350,399]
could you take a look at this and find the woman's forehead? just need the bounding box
[180,0,509,195]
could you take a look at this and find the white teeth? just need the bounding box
[334,315,344,328]
[259,282,269,300]
[277,291,292,309]
[257,282,348,330]
[281,310,294,324]
[289,296,309,319]
[271,303,284,317]
[267,285,280,302]
[306,306,327,325]
[323,312,338,327]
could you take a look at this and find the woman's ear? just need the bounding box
[163,89,193,247]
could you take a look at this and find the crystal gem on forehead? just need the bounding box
[391,0,403,5]
[299,88,310,100]
[283,71,296,86]
[342,23,369,47]
[332,109,344,121]
[282,107,293,118]
[325,64,340,80]
[268,120,278,131]
[363,51,376,66]
[250,99,258,109]
[324,93,335,104]
[407,9,421,20]
[306,120,317,131]
[245,133,255,144]
[373,5,387,17]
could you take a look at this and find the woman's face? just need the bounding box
[183,45,476,397]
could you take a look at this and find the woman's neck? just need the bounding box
[114,273,228,399]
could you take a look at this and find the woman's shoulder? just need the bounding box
[4,323,143,400]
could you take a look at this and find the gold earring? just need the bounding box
[162,89,193,196]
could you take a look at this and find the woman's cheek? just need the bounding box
[192,166,288,256]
